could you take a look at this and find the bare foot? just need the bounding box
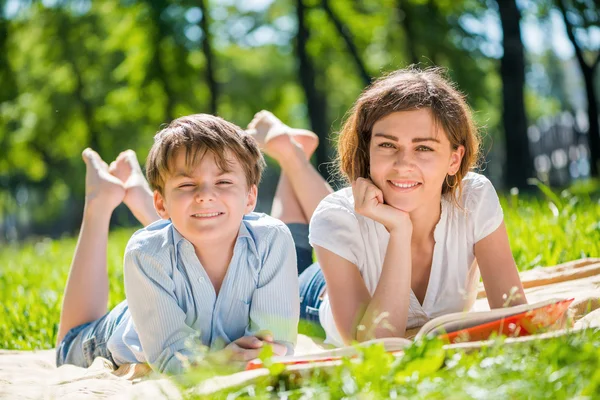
[109,150,159,227]
[82,148,125,213]
[246,110,319,160]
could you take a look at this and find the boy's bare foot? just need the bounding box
[246,110,319,160]
[82,148,125,213]
[109,150,159,227]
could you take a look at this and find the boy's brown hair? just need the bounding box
[146,114,265,194]
[337,66,481,203]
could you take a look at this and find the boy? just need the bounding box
[56,114,299,374]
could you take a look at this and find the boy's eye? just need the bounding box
[217,180,232,185]
[416,146,433,152]
[178,183,195,188]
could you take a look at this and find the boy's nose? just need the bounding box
[194,186,215,202]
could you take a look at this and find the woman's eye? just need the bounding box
[416,146,433,152]
[379,142,395,149]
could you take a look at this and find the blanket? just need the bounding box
[1,258,599,399]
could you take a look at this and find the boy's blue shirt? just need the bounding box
[106,212,299,374]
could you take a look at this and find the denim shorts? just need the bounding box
[298,262,327,324]
[56,300,129,368]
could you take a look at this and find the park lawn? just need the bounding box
[1,182,599,398]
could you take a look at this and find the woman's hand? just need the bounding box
[352,178,412,236]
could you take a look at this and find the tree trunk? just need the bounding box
[322,0,370,86]
[295,0,330,181]
[556,0,599,177]
[396,0,419,65]
[198,0,218,115]
[497,0,532,189]
[147,0,176,122]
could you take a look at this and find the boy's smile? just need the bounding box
[369,109,464,213]
[153,149,257,248]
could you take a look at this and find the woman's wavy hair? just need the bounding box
[336,66,481,204]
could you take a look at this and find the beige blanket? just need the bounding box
[2,258,599,399]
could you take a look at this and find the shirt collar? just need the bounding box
[170,219,252,249]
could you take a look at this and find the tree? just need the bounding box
[198,0,218,114]
[555,0,600,177]
[295,0,330,179]
[321,0,371,86]
[497,0,533,189]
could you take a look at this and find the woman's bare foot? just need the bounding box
[109,150,159,227]
[82,148,126,213]
[246,110,319,160]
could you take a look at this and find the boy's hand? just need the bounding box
[352,178,412,236]
[225,331,287,361]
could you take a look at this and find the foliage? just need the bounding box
[1,0,519,239]
[188,328,600,399]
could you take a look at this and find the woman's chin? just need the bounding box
[383,197,418,214]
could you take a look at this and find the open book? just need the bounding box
[246,297,574,370]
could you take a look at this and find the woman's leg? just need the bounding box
[56,149,127,345]
[247,111,333,273]
[298,263,327,323]
[247,111,333,223]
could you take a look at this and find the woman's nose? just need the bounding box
[394,149,414,168]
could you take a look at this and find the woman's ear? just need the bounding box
[245,184,258,214]
[153,190,170,220]
[449,145,465,175]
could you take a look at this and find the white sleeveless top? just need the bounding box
[308,172,504,346]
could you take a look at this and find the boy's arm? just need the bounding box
[124,247,197,375]
[246,226,300,355]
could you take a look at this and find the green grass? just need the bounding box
[192,330,600,399]
[0,183,599,397]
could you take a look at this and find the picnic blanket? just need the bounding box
[2,258,600,399]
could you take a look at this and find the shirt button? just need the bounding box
[198,277,205,284]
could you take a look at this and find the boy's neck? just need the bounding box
[192,233,238,294]
[409,194,443,246]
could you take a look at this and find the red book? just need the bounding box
[246,298,574,371]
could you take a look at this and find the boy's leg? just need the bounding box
[109,150,160,227]
[57,149,126,346]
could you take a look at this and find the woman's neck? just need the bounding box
[409,195,443,246]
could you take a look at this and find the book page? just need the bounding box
[414,298,566,340]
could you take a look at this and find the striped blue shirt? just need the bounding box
[106,212,299,374]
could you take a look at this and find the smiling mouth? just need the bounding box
[191,212,224,218]
[389,181,421,189]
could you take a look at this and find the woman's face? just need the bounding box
[368,109,464,213]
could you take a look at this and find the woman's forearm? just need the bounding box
[356,231,412,341]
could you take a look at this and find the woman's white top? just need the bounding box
[308,172,504,346]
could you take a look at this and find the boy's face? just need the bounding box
[153,149,257,247]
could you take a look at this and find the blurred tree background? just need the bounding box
[0,0,598,242]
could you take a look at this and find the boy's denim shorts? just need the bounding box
[56,300,128,368]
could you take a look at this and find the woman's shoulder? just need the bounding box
[323,186,355,206]
[314,187,356,215]
[310,187,361,232]
[456,172,497,206]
